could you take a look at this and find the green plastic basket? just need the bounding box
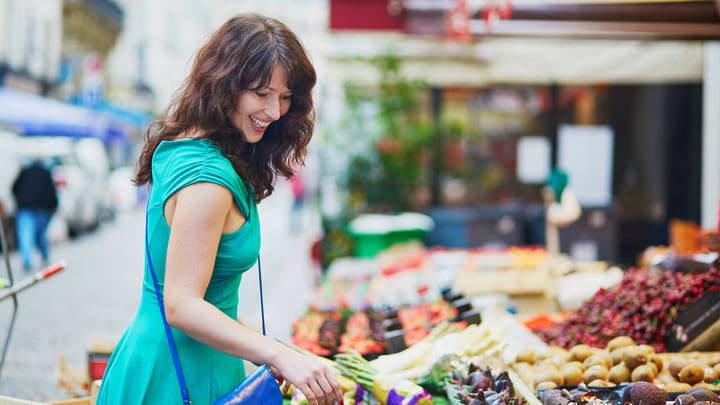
[350,231,392,258]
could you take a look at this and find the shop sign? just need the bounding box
[329,0,404,31]
[447,0,472,42]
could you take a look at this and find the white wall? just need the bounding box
[702,42,720,230]
[0,0,62,82]
[107,0,330,112]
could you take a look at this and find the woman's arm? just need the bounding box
[163,182,342,405]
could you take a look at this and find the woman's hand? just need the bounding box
[270,347,343,405]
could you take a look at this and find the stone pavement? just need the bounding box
[0,179,322,401]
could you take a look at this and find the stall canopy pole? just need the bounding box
[430,87,444,207]
[0,217,18,381]
[702,41,720,230]
[548,83,559,168]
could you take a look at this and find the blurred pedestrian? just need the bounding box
[290,170,306,233]
[96,14,342,405]
[542,168,581,257]
[12,158,58,271]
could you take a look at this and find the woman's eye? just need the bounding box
[255,91,267,97]
[282,95,292,100]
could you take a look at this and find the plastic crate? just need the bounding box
[350,232,392,258]
[348,213,433,258]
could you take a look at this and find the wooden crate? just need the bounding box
[453,268,551,296]
[0,397,90,405]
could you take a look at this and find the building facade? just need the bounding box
[0,0,63,95]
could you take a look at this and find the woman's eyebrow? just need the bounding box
[267,86,291,94]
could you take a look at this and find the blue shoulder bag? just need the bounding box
[144,207,283,405]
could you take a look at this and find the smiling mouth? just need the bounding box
[249,115,271,131]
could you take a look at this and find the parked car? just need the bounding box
[0,133,114,239]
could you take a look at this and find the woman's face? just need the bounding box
[232,64,292,143]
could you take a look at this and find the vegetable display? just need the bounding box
[537,267,720,351]
[292,310,386,357]
[539,383,613,405]
[335,349,433,405]
[446,366,526,405]
[370,322,505,381]
[398,301,458,346]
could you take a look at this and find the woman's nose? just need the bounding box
[264,97,281,120]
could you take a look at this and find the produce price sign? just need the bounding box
[667,284,720,351]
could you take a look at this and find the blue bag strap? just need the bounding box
[145,206,192,405]
[258,257,267,336]
[144,190,268,405]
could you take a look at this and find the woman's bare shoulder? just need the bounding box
[166,182,234,227]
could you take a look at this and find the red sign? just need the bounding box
[481,0,513,32]
[447,0,472,42]
[329,0,404,31]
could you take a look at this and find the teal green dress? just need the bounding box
[96,139,260,404]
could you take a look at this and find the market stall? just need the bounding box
[283,209,720,404]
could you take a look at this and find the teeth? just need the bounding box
[250,116,270,128]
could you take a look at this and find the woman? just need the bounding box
[96,15,342,405]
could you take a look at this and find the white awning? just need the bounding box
[326,33,704,86]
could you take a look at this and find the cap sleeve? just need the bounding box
[152,140,251,218]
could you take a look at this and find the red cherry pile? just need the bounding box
[538,267,720,351]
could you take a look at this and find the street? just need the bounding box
[0,181,321,401]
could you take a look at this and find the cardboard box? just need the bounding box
[453,268,551,296]
[89,380,101,405]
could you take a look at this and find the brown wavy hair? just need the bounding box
[134,14,316,202]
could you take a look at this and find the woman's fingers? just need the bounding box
[314,371,334,405]
[325,370,343,405]
[269,366,284,385]
[306,378,325,405]
[299,385,318,405]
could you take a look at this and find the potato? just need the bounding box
[611,347,628,365]
[638,344,656,355]
[588,379,615,388]
[649,354,664,373]
[623,346,649,369]
[606,336,635,352]
[534,369,563,388]
[665,382,693,392]
[631,365,656,382]
[713,363,720,378]
[570,344,596,362]
[536,381,558,391]
[707,354,720,367]
[584,351,614,370]
[560,364,584,386]
[516,348,536,364]
[537,361,560,373]
[689,351,703,359]
[514,362,533,374]
[584,365,608,384]
[537,359,564,370]
[669,358,691,378]
[608,363,631,384]
[648,361,659,376]
[540,346,569,363]
[679,364,705,385]
[703,367,717,383]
